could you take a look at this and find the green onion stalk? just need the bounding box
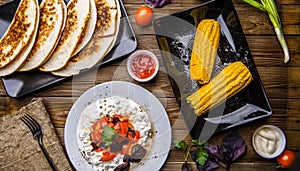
[243,0,290,63]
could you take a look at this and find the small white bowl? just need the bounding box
[126,50,159,82]
[252,125,286,159]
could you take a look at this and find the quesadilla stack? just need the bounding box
[0,0,121,77]
[18,0,67,71]
[0,0,39,76]
[39,0,90,72]
[52,0,121,77]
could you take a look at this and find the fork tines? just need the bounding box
[20,114,41,131]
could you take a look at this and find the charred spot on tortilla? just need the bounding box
[71,0,97,56]
[0,0,39,77]
[94,0,112,35]
[58,1,79,47]
[19,0,67,71]
[0,0,37,68]
[50,0,120,77]
[39,0,90,72]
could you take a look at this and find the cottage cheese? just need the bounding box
[77,96,152,171]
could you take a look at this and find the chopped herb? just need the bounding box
[174,139,188,152]
[101,126,119,146]
[192,148,209,166]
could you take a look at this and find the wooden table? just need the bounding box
[1,0,299,170]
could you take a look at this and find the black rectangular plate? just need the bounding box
[0,0,137,97]
[153,0,272,139]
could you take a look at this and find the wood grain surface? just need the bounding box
[1,0,299,170]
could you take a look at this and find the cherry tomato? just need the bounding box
[100,151,116,161]
[135,6,154,26]
[277,150,296,168]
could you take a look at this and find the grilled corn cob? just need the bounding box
[190,19,221,84]
[187,61,253,116]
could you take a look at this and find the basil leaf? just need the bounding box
[174,139,188,152]
[101,126,119,146]
[191,147,209,166]
[219,131,247,169]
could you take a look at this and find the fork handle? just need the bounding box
[38,139,58,171]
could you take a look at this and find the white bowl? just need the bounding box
[252,125,286,159]
[126,50,159,82]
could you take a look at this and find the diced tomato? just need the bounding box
[94,148,104,153]
[128,132,134,140]
[103,116,109,122]
[100,120,107,128]
[107,122,114,128]
[91,121,103,143]
[122,144,130,154]
[91,132,101,143]
[90,113,142,157]
[128,123,134,129]
[135,131,140,139]
[119,122,129,136]
[100,151,116,161]
[113,122,120,130]
[128,131,140,143]
[122,142,133,155]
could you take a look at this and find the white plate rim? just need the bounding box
[64,81,172,170]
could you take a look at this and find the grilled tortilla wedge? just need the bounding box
[0,0,39,69]
[71,0,97,57]
[52,0,121,77]
[39,0,90,72]
[18,0,67,71]
[0,0,39,77]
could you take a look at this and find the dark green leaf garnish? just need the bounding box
[101,126,119,146]
[174,139,188,152]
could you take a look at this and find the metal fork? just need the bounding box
[20,114,58,171]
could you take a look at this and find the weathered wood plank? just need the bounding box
[1,63,300,100]
[122,0,300,5]
[124,3,299,35]
[1,97,297,123]
[161,162,277,171]
[1,97,298,131]
[135,35,300,66]
[9,65,300,99]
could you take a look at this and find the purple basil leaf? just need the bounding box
[182,161,193,171]
[205,144,220,160]
[191,149,220,171]
[144,0,170,8]
[219,131,247,168]
[232,143,247,161]
[203,160,220,171]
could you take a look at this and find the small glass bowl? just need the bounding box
[126,50,159,82]
[252,125,286,159]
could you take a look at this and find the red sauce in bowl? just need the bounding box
[131,54,156,79]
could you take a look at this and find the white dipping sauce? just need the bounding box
[252,125,286,158]
[77,96,152,171]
